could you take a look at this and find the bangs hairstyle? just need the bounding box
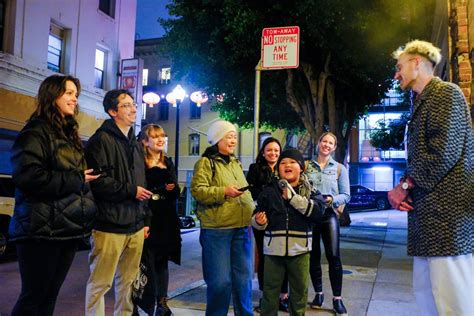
[140,124,167,165]
[30,74,83,151]
[392,40,442,68]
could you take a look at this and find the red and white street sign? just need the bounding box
[261,26,300,70]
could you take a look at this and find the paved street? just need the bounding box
[0,210,419,316]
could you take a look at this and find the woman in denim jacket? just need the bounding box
[305,132,350,315]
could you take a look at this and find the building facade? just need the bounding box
[0,0,137,173]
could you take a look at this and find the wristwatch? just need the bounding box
[401,181,410,190]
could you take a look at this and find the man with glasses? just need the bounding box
[85,89,153,315]
[388,40,473,316]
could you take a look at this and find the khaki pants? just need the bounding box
[85,229,144,316]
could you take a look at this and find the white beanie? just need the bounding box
[207,121,237,145]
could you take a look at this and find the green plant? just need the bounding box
[369,114,409,151]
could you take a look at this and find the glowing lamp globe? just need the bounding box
[190,91,208,107]
[142,92,160,108]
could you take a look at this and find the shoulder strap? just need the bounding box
[304,160,310,172]
[208,157,215,180]
[337,163,341,180]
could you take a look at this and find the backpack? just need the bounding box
[305,160,351,226]
[206,156,243,181]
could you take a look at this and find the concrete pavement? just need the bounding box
[161,210,419,316]
[0,210,419,315]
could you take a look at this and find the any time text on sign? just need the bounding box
[261,26,300,70]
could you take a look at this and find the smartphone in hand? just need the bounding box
[238,186,250,192]
[90,165,114,176]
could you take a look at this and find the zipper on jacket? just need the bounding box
[285,204,289,256]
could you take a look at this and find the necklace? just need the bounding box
[149,153,161,165]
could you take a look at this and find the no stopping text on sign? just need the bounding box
[261,26,300,70]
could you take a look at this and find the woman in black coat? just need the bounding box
[246,137,289,312]
[139,124,181,316]
[9,75,98,315]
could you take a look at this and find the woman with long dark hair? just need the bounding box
[305,132,351,315]
[9,75,98,315]
[138,123,181,316]
[246,137,289,312]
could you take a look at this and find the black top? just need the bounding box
[145,157,181,264]
[85,119,150,234]
[246,162,277,201]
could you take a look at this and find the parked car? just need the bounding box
[0,174,14,257]
[348,185,390,211]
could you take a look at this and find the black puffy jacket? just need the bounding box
[9,118,96,241]
[246,162,277,201]
[85,119,150,234]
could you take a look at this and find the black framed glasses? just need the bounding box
[118,102,137,109]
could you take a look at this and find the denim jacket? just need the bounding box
[304,156,350,208]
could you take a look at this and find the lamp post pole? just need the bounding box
[174,99,181,173]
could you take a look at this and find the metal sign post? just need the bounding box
[253,26,300,159]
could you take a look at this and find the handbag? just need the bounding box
[132,249,155,315]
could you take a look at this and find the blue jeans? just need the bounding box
[200,227,253,316]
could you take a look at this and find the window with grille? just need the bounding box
[189,102,201,119]
[189,133,200,156]
[48,23,64,73]
[159,67,171,84]
[142,69,148,86]
[158,102,169,121]
[99,0,115,18]
[94,48,106,88]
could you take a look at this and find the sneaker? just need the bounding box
[278,297,289,313]
[310,293,324,309]
[155,297,172,316]
[333,298,348,316]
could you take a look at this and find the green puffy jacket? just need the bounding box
[191,152,254,229]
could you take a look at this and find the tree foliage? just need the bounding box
[369,113,410,151]
[160,0,434,160]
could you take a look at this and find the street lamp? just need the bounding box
[166,84,186,175]
[190,91,208,107]
[142,92,160,108]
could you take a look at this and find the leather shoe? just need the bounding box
[310,293,324,309]
[333,298,348,315]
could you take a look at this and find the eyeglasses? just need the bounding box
[395,58,416,73]
[118,102,137,109]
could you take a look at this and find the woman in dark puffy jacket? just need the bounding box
[8,75,98,316]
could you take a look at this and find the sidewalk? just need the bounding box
[0,210,418,316]
[155,210,419,316]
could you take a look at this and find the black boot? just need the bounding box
[155,297,172,316]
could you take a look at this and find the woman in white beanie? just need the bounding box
[191,120,255,316]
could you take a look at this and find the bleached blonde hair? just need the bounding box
[392,40,442,67]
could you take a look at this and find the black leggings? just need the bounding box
[146,246,170,298]
[310,209,343,296]
[253,227,288,293]
[12,239,78,316]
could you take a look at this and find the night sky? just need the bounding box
[135,0,172,39]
